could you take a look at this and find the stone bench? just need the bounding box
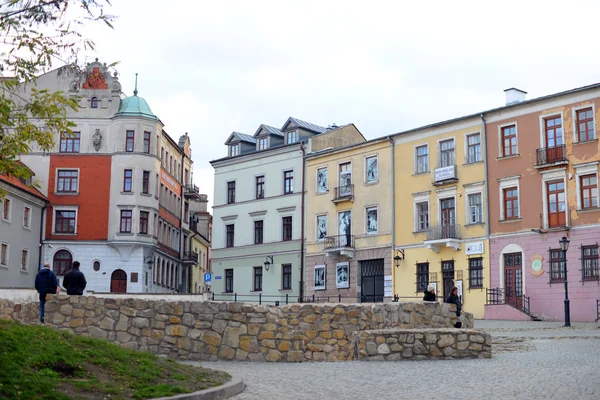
[353,328,491,361]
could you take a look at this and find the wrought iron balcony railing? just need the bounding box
[536,144,567,166]
[323,234,355,250]
[182,251,199,264]
[333,184,354,202]
[425,223,461,241]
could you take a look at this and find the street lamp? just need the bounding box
[559,235,570,327]
[264,255,273,271]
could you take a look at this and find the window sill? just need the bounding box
[463,161,483,166]
[582,277,600,283]
[140,193,152,197]
[464,222,485,227]
[315,191,329,196]
[497,154,520,160]
[412,230,427,234]
[0,264,8,270]
[121,192,134,195]
[499,218,522,224]
[1,219,11,224]
[20,269,29,274]
[54,192,79,196]
[116,232,134,236]
[22,226,32,231]
[573,138,597,146]
[250,290,263,293]
[577,207,600,214]
[58,151,80,154]
[412,171,430,176]
[549,280,565,284]
[279,289,293,292]
[222,292,234,294]
[364,181,379,186]
[52,232,76,236]
[138,233,151,237]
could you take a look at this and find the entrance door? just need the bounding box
[360,259,384,303]
[339,162,352,197]
[110,269,127,293]
[440,198,456,238]
[338,211,351,247]
[504,253,523,310]
[547,181,566,228]
[544,116,564,163]
[442,260,455,300]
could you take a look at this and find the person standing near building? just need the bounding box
[62,261,87,295]
[34,262,60,323]
[446,286,462,328]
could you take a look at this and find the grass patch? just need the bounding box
[0,320,230,399]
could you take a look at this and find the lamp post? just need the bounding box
[264,255,273,272]
[559,235,570,327]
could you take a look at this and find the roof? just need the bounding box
[0,173,48,202]
[254,124,283,137]
[224,131,256,145]
[281,117,327,133]
[114,94,158,120]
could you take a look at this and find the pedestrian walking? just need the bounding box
[62,261,87,295]
[34,262,60,323]
[445,286,462,328]
[423,284,436,301]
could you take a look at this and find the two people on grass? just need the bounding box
[35,261,87,323]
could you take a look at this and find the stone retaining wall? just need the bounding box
[0,296,475,362]
[353,328,492,361]
[0,298,39,322]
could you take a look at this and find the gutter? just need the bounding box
[387,136,396,300]
[38,203,48,271]
[481,114,490,239]
[299,144,307,302]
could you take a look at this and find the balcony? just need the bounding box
[184,184,202,201]
[323,234,355,258]
[333,184,354,203]
[535,145,567,169]
[182,251,199,265]
[189,217,198,232]
[433,164,458,186]
[423,224,461,252]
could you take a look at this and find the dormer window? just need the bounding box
[229,144,239,157]
[258,137,268,151]
[287,131,297,144]
[91,97,99,109]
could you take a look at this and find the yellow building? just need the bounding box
[190,232,210,293]
[305,127,394,302]
[392,116,489,318]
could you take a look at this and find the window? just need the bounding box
[576,108,595,142]
[226,224,234,248]
[282,264,292,290]
[55,210,76,233]
[366,206,378,234]
[21,249,28,271]
[417,202,429,231]
[143,132,151,154]
[225,269,234,292]
[253,266,263,291]
[467,133,481,163]
[258,137,268,151]
[93,261,101,271]
[131,272,139,283]
[416,262,429,292]
[123,170,133,192]
[287,131,297,144]
[2,198,11,221]
[23,206,31,228]
[282,216,292,241]
[256,176,265,199]
[503,187,519,220]
[254,220,263,244]
[316,215,327,240]
[582,245,599,281]
[549,249,565,283]
[547,181,566,228]
[468,258,483,289]
[120,210,132,233]
[366,156,378,183]
[416,145,428,174]
[0,244,7,266]
[229,144,239,157]
[501,125,517,157]
[439,139,455,167]
[284,171,294,194]
[580,174,597,209]
[142,171,150,194]
[53,250,72,276]
[123,131,134,153]
[91,97,99,108]
[139,211,149,234]
[59,132,80,153]
[161,147,164,163]
[57,170,78,193]
[468,193,482,224]
[316,167,328,193]
[227,181,235,204]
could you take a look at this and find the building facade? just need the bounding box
[0,165,48,288]
[304,130,394,302]
[20,60,205,293]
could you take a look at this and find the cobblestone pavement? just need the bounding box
[189,320,600,400]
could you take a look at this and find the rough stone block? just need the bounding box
[377,343,391,355]
[266,349,283,362]
[222,327,240,348]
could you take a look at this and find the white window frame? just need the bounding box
[315,214,328,241]
[413,192,430,232]
[1,196,12,222]
[464,132,482,164]
[574,162,600,210]
[365,205,378,234]
[497,121,519,158]
[337,160,353,187]
[52,205,79,234]
[287,131,297,144]
[316,166,328,194]
[436,137,456,168]
[572,104,596,143]
[258,136,269,151]
[0,242,8,267]
[465,185,484,225]
[23,206,31,229]
[337,209,352,237]
[499,176,521,220]
[364,154,379,184]
[538,112,564,148]
[436,187,457,225]
[540,168,568,229]
[21,248,29,271]
[414,143,429,174]
[55,168,80,194]
[229,144,240,157]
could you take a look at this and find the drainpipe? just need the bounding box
[387,136,396,300]
[38,203,48,271]
[180,153,186,293]
[481,114,490,238]
[300,144,307,302]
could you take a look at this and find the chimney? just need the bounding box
[504,88,527,106]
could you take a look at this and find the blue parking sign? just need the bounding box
[204,273,212,282]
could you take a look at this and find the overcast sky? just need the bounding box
[81,0,600,209]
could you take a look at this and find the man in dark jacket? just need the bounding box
[35,262,60,323]
[62,261,87,295]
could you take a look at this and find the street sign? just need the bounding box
[204,273,212,282]
[215,276,222,280]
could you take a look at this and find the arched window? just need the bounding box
[53,250,72,276]
[91,97,99,108]
[93,260,101,271]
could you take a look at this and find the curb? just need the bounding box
[153,374,245,400]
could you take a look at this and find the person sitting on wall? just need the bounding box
[423,284,436,301]
[445,286,462,328]
[34,262,60,323]
[62,261,87,295]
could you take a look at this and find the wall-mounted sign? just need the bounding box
[465,242,484,255]
[530,255,544,276]
[161,171,180,192]
[434,165,456,182]
[456,280,463,302]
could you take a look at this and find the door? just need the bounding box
[339,162,352,197]
[440,198,456,238]
[442,260,455,300]
[547,181,566,227]
[504,253,523,310]
[360,259,385,302]
[338,211,351,247]
[544,116,564,163]
[110,269,127,293]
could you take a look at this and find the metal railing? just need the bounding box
[182,251,199,264]
[184,184,200,194]
[210,293,427,305]
[486,287,530,315]
[425,224,461,241]
[323,234,355,250]
[536,144,567,166]
[333,184,354,201]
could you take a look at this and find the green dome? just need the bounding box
[114,94,158,120]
